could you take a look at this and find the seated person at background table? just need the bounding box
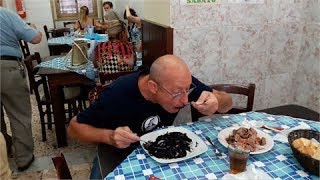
[94,20,135,74]
[74,6,102,35]
[67,54,232,178]
[103,1,120,21]
[103,1,113,12]
[124,5,142,52]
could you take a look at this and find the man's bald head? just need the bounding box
[149,55,191,84]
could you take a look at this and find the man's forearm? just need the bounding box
[67,117,114,145]
[213,90,233,113]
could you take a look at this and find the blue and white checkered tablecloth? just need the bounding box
[48,34,108,46]
[37,56,95,80]
[105,112,320,180]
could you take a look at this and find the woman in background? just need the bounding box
[74,6,102,33]
[123,5,142,52]
[94,20,135,76]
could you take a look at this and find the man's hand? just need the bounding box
[111,126,140,149]
[191,91,219,116]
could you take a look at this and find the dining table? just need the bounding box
[47,33,109,46]
[47,33,109,55]
[98,110,319,179]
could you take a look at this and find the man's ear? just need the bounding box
[148,80,158,94]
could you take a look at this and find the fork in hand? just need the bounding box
[140,140,166,150]
[205,136,223,157]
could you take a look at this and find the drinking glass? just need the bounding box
[69,27,75,36]
[228,143,250,174]
[63,31,69,37]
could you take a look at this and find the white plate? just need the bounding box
[140,127,208,163]
[217,126,274,154]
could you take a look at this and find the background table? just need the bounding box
[38,61,92,147]
[257,104,319,121]
[104,112,319,179]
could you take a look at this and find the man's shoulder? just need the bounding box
[103,71,140,93]
[0,7,16,16]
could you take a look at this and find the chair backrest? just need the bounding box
[43,25,51,40]
[23,53,50,103]
[63,21,75,28]
[52,153,72,179]
[88,71,134,103]
[51,28,70,38]
[89,41,136,103]
[99,71,134,85]
[19,39,30,59]
[191,83,256,122]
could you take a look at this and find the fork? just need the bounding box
[140,140,166,149]
[205,136,223,157]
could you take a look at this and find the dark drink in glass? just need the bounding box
[228,143,250,174]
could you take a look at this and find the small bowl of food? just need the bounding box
[288,129,320,176]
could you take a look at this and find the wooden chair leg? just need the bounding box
[82,100,87,109]
[72,100,78,116]
[52,153,72,179]
[78,100,83,112]
[46,104,52,130]
[67,102,72,121]
[39,105,47,141]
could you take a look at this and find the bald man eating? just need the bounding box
[67,55,232,178]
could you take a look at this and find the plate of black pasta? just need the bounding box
[140,127,208,163]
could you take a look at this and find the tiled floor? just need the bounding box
[4,95,96,179]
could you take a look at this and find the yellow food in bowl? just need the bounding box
[292,138,320,160]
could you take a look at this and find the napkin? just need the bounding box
[273,122,311,143]
[221,164,272,180]
[241,119,264,128]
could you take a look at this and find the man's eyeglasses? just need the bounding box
[157,83,197,99]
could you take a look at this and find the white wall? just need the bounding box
[144,0,170,26]
[102,0,144,22]
[171,0,319,112]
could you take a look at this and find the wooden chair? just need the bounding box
[191,83,256,122]
[63,21,75,28]
[19,22,31,59]
[43,25,71,55]
[19,39,30,59]
[23,53,82,141]
[19,39,33,95]
[88,71,134,103]
[43,25,51,40]
[88,41,136,103]
[52,153,72,179]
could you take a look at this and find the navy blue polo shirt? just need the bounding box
[77,71,211,136]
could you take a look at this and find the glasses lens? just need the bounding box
[172,83,196,99]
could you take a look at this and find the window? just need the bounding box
[54,0,97,20]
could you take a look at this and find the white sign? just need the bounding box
[181,0,221,5]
